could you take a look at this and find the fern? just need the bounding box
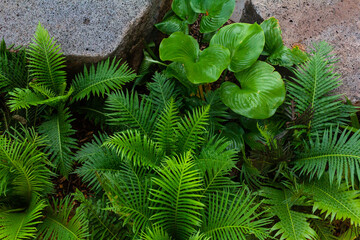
[147,72,182,110]
[104,129,164,167]
[0,40,28,92]
[151,153,204,239]
[295,127,360,186]
[310,219,336,240]
[0,128,52,199]
[71,58,135,101]
[141,226,172,240]
[106,90,157,136]
[37,197,89,240]
[196,136,238,196]
[261,187,318,240]
[176,106,210,154]
[0,197,46,240]
[201,190,270,240]
[74,190,127,240]
[38,107,77,177]
[153,98,179,155]
[27,23,66,94]
[103,162,153,235]
[287,42,354,134]
[75,133,123,193]
[304,175,360,226]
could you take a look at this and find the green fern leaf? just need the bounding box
[27,23,66,94]
[201,189,270,240]
[104,129,164,167]
[106,90,157,136]
[38,107,77,177]
[37,197,89,240]
[71,58,135,101]
[75,133,123,193]
[305,175,360,226]
[310,219,336,240]
[154,98,179,156]
[103,162,153,235]
[0,197,46,240]
[74,190,127,240]
[287,42,354,134]
[196,136,238,196]
[141,226,172,240]
[0,129,52,198]
[261,187,318,240]
[147,72,182,110]
[295,127,360,186]
[176,106,210,154]
[151,152,204,239]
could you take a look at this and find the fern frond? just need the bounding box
[8,88,46,111]
[304,175,360,226]
[147,72,182,110]
[201,189,270,240]
[287,42,354,134]
[196,136,238,196]
[37,197,89,240]
[75,133,123,193]
[176,106,210,154]
[74,190,127,240]
[261,187,318,240]
[0,197,46,240]
[0,41,28,92]
[0,129,52,198]
[27,23,66,94]
[310,219,336,240]
[154,98,179,156]
[71,58,135,101]
[38,107,77,177]
[141,226,172,240]
[295,127,360,186]
[106,90,156,136]
[151,152,204,239]
[103,162,153,236]
[104,130,164,167]
[188,232,210,240]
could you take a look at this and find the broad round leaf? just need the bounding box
[172,0,198,24]
[160,32,230,84]
[220,61,285,119]
[260,17,283,55]
[155,14,189,35]
[210,23,265,72]
[190,0,235,33]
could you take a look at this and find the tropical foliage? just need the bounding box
[0,2,359,239]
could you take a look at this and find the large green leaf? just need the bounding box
[260,17,308,67]
[190,0,235,33]
[260,17,283,55]
[220,61,285,119]
[155,14,189,35]
[172,0,198,24]
[210,23,265,72]
[160,32,230,84]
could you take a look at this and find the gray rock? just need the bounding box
[235,0,360,102]
[0,0,169,71]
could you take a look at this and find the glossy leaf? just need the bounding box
[260,17,283,55]
[160,32,230,84]
[155,14,188,35]
[267,45,308,67]
[210,23,265,72]
[220,61,285,119]
[190,0,236,33]
[172,0,198,24]
[260,17,308,66]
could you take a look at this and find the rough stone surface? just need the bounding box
[238,0,360,102]
[0,0,169,72]
[230,0,246,22]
